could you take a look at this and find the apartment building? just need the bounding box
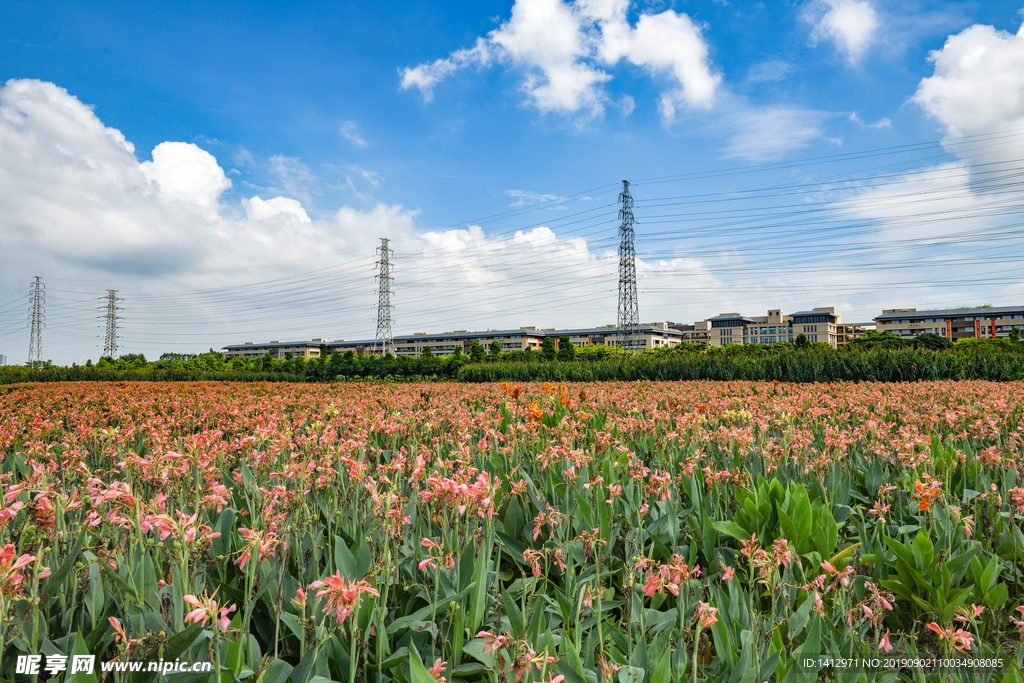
[706,307,853,348]
[874,306,1024,340]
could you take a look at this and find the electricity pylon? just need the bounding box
[373,238,395,356]
[617,180,640,353]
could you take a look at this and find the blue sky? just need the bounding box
[2,0,1024,363]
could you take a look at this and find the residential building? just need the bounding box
[0,354,6,365]
[873,306,1024,340]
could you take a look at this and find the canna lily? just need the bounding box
[183,589,237,631]
[309,572,379,625]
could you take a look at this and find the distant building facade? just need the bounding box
[0,354,6,366]
[223,324,684,359]
[874,306,1024,340]
[705,307,860,349]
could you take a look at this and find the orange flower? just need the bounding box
[529,402,543,420]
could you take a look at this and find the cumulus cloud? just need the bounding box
[913,18,1024,187]
[399,0,719,120]
[806,0,879,65]
[141,142,231,216]
[244,196,311,223]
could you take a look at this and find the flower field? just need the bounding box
[2,380,1024,683]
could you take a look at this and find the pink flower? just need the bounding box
[183,589,236,631]
[879,630,892,653]
[309,572,379,625]
[476,631,514,654]
[722,566,735,581]
[428,658,447,683]
[695,602,718,630]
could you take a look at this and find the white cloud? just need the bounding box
[849,112,891,128]
[269,155,317,206]
[399,0,719,120]
[723,107,829,160]
[912,18,1024,195]
[399,38,493,102]
[141,142,231,216]
[360,169,383,187]
[505,189,566,207]
[244,196,311,223]
[340,121,367,147]
[914,20,1024,142]
[807,0,879,65]
[744,60,796,85]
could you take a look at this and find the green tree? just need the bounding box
[794,333,811,348]
[260,352,274,372]
[557,336,575,361]
[523,347,535,363]
[420,345,433,358]
[488,340,502,361]
[470,339,486,363]
[540,336,557,362]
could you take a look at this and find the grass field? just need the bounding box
[2,380,1024,682]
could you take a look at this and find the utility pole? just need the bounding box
[373,238,395,357]
[617,180,640,354]
[101,289,121,358]
[27,276,45,366]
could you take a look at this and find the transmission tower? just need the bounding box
[100,289,121,358]
[27,276,45,365]
[617,180,640,353]
[373,238,395,356]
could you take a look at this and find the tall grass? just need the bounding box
[459,347,1024,382]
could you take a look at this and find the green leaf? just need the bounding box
[409,648,438,683]
[259,659,293,683]
[67,632,99,683]
[462,639,496,669]
[712,520,750,542]
[502,590,525,637]
[788,594,814,639]
[334,536,358,579]
[468,541,490,635]
[42,527,87,605]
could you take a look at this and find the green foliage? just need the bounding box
[540,336,557,362]
[556,336,575,362]
[458,345,1024,382]
[470,340,485,363]
[488,340,502,361]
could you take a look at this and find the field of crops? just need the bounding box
[2,380,1024,683]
